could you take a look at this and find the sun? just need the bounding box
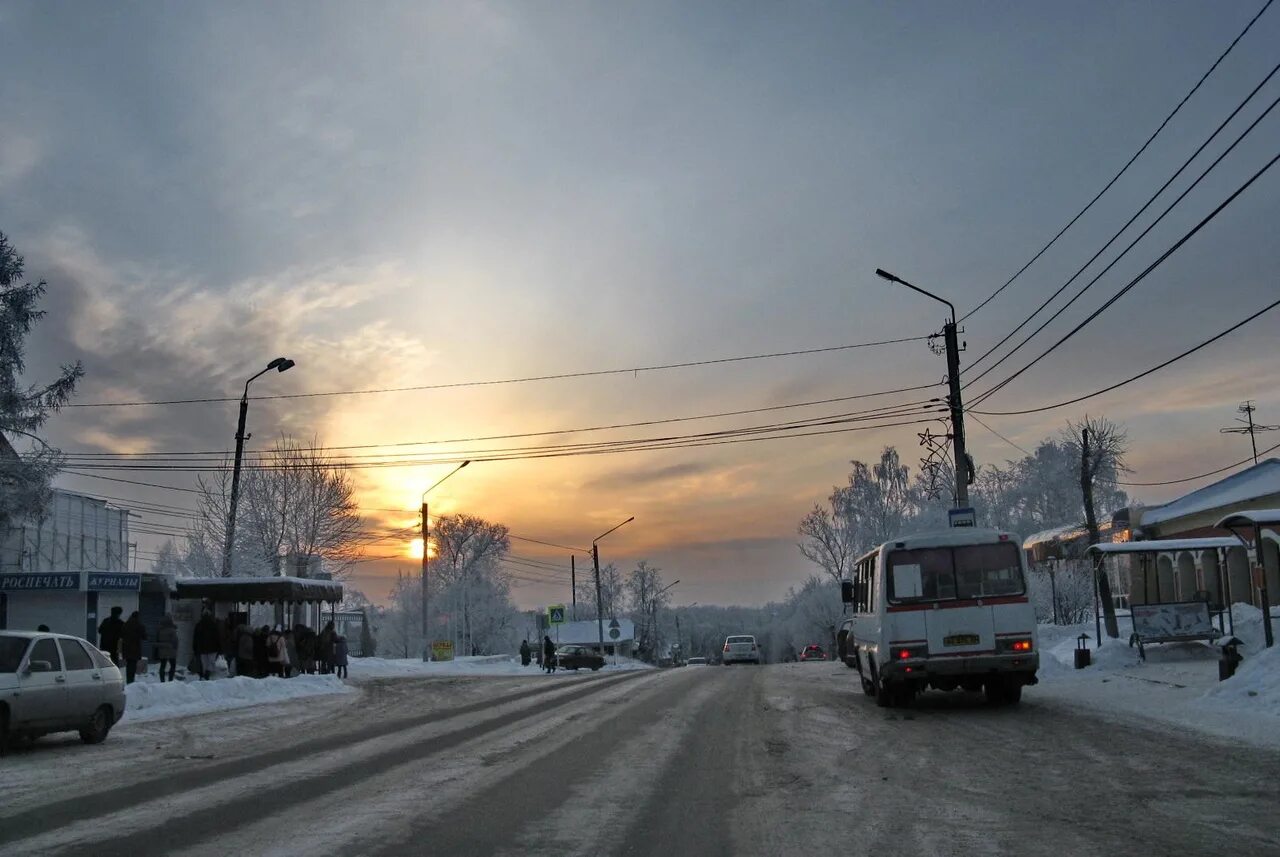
[407,538,437,559]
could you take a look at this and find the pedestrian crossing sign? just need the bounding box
[548,604,566,625]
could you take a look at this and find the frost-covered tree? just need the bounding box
[625,560,671,661]
[0,231,83,532]
[575,561,624,621]
[152,539,194,578]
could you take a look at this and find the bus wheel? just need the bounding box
[860,675,876,696]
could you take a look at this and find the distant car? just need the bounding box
[686,657,708,666]
[0,631,126,752]
[722,635,760,665]
[799,645,827,662]
[555,645,605,671]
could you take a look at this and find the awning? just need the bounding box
[1086,538,1240,555]
[175,576,343,604]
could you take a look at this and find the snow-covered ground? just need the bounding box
[123,673,352,723]
[348,654,655,679]
[1035,602,1280,748]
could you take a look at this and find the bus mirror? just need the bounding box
[841,580,854,604]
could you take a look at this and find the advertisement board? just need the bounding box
[431,640,455,662]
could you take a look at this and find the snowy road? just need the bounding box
[2,665,1277,856]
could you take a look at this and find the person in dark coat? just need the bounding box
[235,621,255,677]
[154,615,179,682]
[192,610,221,680]
[543,636,556,674]
[121,611,147,684]
[519,639,532,667]
[317,621,336,675]
[222,615,239,677]
[98,606,125,666]
[253,626,271,678]
[295,625,316,674]
[332,635,349,679]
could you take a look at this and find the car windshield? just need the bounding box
[727,636,754,644]
[887,542,1025,603]
[0,636,29,672]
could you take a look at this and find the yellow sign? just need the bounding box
[431,640,455,662]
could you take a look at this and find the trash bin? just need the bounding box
[1074,634,1092,669]
[1218,637,1243,681]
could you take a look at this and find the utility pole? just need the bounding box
[874,269,971,509]
[1081,426,1120,639]
[1220,401,1279,464]
[571,554,577,621]
[943,319,970,508]
[420,500,430,661]
[592,543,605,655]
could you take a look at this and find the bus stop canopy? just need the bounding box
[175,576,344,604]
[1215,509,1280,529]
[1086,537,1240,555]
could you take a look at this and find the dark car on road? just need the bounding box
[799,645,827,662]
[555,645,605,671]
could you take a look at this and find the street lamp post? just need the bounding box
[421,460,471,661]
[222,357,295,577]
[651,579,679,664]
[875,268,971,508]
[592,516,634,657]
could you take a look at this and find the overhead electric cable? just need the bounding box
[66,336,929,408]
[959,0,1275,322]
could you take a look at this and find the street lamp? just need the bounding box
[651,579,680,664]
[592,516,634,656]
[875,268,970,508]
[222,357,295,577]
[422,460,471,661]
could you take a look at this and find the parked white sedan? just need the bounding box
[0,631,126,752]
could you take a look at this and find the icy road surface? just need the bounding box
[1,664,1277,856]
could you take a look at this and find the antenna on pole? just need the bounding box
[1220,401,1280,465]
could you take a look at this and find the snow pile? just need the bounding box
[1201,643,1280,715]
[124,674,352,723]
[349,654,654,679]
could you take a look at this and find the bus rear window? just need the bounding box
[888,543,1024,603]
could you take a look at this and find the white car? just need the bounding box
[0,631,127,751]
[722,635,760,665]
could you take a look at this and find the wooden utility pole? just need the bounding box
[1081,426,1120,639]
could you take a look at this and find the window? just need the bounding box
[84,642,115,669]
[59,638,95,671]
[28,638,62,671]
[0,636,27,673]
[888,543,1025,603]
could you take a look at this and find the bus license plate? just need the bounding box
[944,634,980,647]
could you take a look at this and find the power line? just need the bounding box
[959,0,1275,323]
[970,294,1280,416]
[968,414,1032,456]
[65,335,930,408]
[1106,439,1280,487]
[59,471,204,494]
[965,61,1280,378]
[969,148,1280,408]
[59,382,941,459]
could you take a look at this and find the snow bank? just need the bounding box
[1201,644,1280,716]
[123,674,352,723]
[349,654,654,679]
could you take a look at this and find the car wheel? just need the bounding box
[79,705,113,745]
[0,705,9,757]
[591,666,601,671]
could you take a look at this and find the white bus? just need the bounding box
[840,527,1038,707]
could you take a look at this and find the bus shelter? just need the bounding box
[1214,509,1280,648]
[174,576,344,632]
[1088,538,1239,658]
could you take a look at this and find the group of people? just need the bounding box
[518,636,561,674]
[195,613,350,679]
[97,607,349,683]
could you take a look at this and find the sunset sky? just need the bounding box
[4,2,1278,607]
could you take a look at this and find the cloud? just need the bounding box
[578,461,715,491]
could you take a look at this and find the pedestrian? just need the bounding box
[253,626,271,678]
[267,626,289,678]
[154,614,178,682]
[333,634,349,679]
[193,610,221,680]
[236,621,255,678]
[222,615,239,678]
[98,605,125,666]
[121,611,147,684]
[543,635,556,674]
[317,621,336,675]
[284,629,299,678]
[296,626,315,674]
[519,639,531,667]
